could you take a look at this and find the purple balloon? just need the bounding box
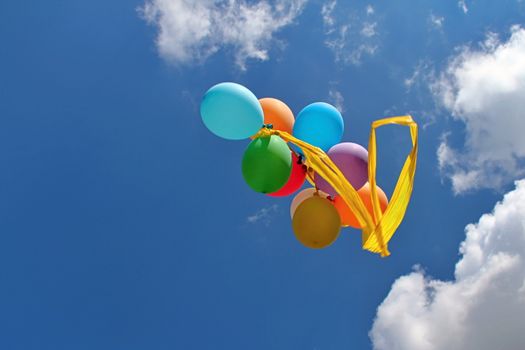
[315,142,368,196]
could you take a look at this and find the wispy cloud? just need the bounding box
[404,60,433,90]
[321,0,337,31]
[247,204,279,226]
[429,13,444,30]
[139,0,306,70]
[322,2,380,65]
[458,0,468,13]
[361,22,377,38]
[328,87,345,112]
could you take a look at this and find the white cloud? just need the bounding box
[322,3,379,65]
[370,180,525,350]
[432,26,525,193]
[140,0,306,70]
[247,204,279,226]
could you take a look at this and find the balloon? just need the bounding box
[292,102,344,152]
[258,98,294,134]
[334,183,389,229]
[268,153,306,197]
[200,82,263,140]
[242,135,292,193]
[289,188,329,218]
[315,142,368,196]
[292,196,341,249]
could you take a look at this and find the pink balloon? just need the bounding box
[290,188,329,218]
[314,142,368,196]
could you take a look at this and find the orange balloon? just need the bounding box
[333,183,389,229]
[258,98,294,134]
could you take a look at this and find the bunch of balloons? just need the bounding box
[200,82,418,256]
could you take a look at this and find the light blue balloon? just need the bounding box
[200,82,264,140]
[293,102,344,152]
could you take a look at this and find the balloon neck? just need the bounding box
[263,123,274,129]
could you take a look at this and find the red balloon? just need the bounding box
[268,153,306,197]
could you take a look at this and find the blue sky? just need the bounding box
[1,1,525,349]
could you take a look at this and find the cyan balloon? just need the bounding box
[200,82,264,140]
[292,102,344,152]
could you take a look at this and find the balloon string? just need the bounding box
[252,116,418,258]
[306,167,316,188]
[253,127,374,246]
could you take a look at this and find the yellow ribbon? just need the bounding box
[253,115,418,257]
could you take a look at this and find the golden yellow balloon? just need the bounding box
[292,196,341,249]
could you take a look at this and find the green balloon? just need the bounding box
[242,135,292,193]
